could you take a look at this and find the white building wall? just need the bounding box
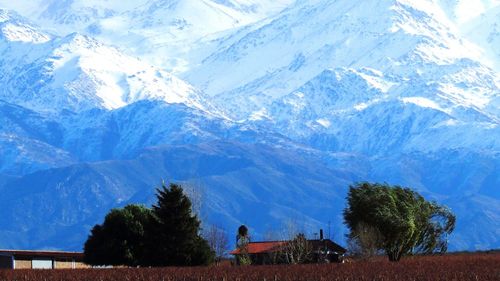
[32,259,53,269]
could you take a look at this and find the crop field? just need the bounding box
[0,253,498,281]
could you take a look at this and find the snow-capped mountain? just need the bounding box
[0,9,211,114]
[186,0,497,106]
[184,0,499,157]
[0,9,51,43]
[0,0,294,72]
[0,10,234,168]
[261,68,498,153]
[0,0,498,252]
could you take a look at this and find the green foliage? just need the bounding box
[144,183,214,266]
[343,182,456,262]
[84,183,214,267]
[83,204,154,266]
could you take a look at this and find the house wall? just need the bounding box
[54,258,89,269]
[0,252,88,270]
[54,259,73,269]
[74,261,89,269]
[14,259,32,269]
[32,259,53,269]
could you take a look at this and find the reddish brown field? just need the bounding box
[0,253,499,281]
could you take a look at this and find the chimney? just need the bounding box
[320,229,324,241]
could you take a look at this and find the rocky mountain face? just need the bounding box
[0,0,498,251]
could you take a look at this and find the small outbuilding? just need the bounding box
[0,250,88,269]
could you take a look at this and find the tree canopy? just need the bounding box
[84,183,213,267]
[83,204,153,266]
[343,182,456,261]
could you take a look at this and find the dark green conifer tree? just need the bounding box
[144,183,214,266]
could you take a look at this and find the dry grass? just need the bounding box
[0,253,498,281]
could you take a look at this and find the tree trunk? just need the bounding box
[387,251,402,262]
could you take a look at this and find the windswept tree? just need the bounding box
[344,182,455,262]
[83,204,154,266]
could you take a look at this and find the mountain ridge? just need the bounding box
[0,1,498,251]
[0,9,215,114]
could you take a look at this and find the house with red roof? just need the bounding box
[230,230,346,265]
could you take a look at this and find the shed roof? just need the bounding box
[0,249,84,259]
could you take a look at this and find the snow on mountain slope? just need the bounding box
[0,0,295,72]
[60,101,233,161]
[186,0,498,119]
[0,9,212,114]
[257,67,499,153]
[58,98,300,162]
[0,9,51,43]
[0,1,498,251]
[183,0,500,227]
[27,0,293,34]
[83,0,294,72]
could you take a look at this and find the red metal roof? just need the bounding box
[0,249,84,259]
[230,239,347,255]
[230,241,286,255]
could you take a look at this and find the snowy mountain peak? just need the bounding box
[0,8,51,43]
[0,8,19,22]
[186,0,498,123]
[0,0,499,253]
[0,10,214,115]
[0,0,295,72]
